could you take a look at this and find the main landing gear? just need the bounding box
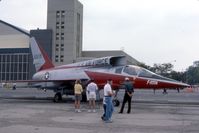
[53,90,87,103]
[53,92,62,102]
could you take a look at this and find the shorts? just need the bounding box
[88,92,96,100]
[75,94,82,101]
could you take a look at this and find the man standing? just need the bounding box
[86,79,98,112]
[103,79,114,123]
[119,77,134,114]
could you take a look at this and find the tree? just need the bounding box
[151,63,173,77]
[137,61,199,85]
[186,62,199,85]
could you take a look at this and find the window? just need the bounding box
[61,11,65,17]
[60,48,64,51]
[123,66,137,75]
[56,11,60,18]
[60,44,64,51]
[56,34,59,40]
[115,67,123,74]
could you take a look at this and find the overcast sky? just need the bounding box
[0,0,199,71]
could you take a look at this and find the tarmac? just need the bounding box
[0,87,199,133]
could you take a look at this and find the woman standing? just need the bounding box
[74,79,83,112]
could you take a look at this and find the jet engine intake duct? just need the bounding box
[109,56,126,66]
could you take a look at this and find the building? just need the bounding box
[46,0,138,65]
[0,0,139,81]
[47,0,83,65]
[0,20,30,81]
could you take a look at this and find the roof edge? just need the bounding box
[0,20,30,37]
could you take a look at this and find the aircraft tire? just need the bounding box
[53,93,62,102]
[113,99,120,107]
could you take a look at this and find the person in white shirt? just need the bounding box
[86,79,98,112]
[103,79,114,123]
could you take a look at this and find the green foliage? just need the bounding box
[151,63,173,76]
[139,60,199,85]
[186,62,199,84]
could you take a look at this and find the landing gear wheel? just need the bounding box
[53,93,62,102]
[113,99,120,107]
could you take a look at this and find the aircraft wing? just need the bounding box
[1,78,89,90]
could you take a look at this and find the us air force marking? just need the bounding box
[45,72,50,80]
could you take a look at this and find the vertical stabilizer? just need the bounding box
[30,37,54,71]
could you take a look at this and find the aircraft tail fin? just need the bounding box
[30,37,54,71]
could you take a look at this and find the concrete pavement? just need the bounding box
[0,88,199,133]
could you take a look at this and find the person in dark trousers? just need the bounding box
[119,77,134,114]
[101,97,106,120]
[163,88,168,94]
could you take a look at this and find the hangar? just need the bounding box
[0,0,139,81]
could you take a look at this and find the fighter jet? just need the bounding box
[27,37,189,105]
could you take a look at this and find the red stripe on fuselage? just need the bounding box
[85,71,189,89]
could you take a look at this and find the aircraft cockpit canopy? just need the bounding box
[122,65,176,82]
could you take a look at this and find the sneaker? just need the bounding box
[104,119,113,123]
[92,109,96,113]
[118,111,123,114]
[77,109,81,113]
[88,110,91,113]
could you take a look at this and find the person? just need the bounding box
[176,88,180,93]
[86,79,98,112]
[12,83,16,90]
[163,88,167,94]
[119,77,134,114]
[103,79,114,123]
[74,79,83,113]
[101,97,106,120]
[153,88,156,94]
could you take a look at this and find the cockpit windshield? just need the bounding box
[123,65,176,82]
[123,66,139,76]
[138,68,154,78]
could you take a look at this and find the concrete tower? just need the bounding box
[47,0,83,65]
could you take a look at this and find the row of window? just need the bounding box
[0,72,28,81]
[0,54,29,81]
[0,54,29,63]
[56,22,65,29]
[56,33,65,40]
[55,10,66,63]
[55,55,64,62]
[55,44,64,52]
[56,11,65,18]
